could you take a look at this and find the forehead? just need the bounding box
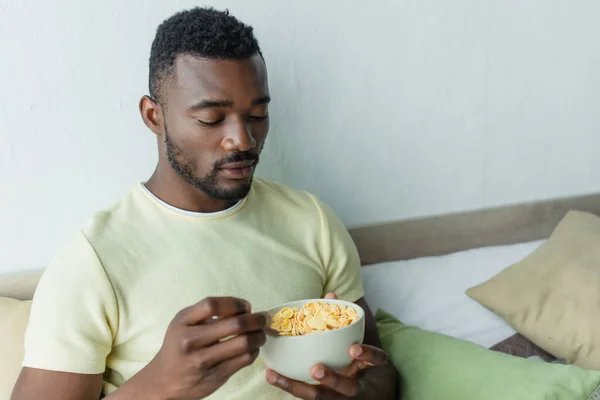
[168,54,269,106]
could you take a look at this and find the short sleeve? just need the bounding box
[22,231,118,374]
[311,195,365,303]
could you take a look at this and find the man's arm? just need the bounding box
[12,232,117,400]
[11,369,104,400]
[354,297,399,399]
[13,297,271,400]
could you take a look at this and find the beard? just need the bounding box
[164,129,260,202]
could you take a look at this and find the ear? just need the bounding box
[139,95,164,136]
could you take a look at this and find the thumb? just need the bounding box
[324,292,338,300]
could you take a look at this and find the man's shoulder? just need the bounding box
[80,184,146,243]
[251,178,340,226]
[252,178,319,207]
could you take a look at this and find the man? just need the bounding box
[11,7,398,400]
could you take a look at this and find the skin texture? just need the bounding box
[11,55,399,400]
[143,54,271,212]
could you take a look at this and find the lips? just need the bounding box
[219,160,256,170]
[218,159,256,179]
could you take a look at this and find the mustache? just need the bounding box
[214,152,260,169]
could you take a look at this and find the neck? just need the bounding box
[145,164,237,213]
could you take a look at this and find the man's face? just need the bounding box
[161,54,270,201]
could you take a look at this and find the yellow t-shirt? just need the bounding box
[23,178,364,399]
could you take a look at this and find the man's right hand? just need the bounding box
[111,296,269,400]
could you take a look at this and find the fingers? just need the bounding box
[343,344,388,376]
[264,327,280,337]
[310,365,360,397]
[266,369,346,400]
[324,292,338,300]
[177,297,251,325]
[208,312,269,344]
[262,313,280,337]
[349,344,388,365]
[204,348,261,384]
[178,312,269,350]
[197,330,267,370]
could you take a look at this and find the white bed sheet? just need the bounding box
[362,240,545,348]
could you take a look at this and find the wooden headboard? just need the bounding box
[348,192,600,266]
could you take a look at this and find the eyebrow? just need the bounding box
[189,99,233,110]
[252,96,271,106]
[189,96,271,110]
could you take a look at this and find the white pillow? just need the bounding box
[362,240,544,348]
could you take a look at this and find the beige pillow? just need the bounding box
[466,210,600,370]
[0,269,43,300]
[0,297,31,399]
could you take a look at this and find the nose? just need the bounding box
[221,118,256,152]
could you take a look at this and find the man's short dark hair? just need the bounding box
[148,7,262,102]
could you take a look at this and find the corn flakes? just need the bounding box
[270,302,359,336]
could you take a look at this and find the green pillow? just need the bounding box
[375,310,600,400]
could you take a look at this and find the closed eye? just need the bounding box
[248,114,268,121]
[196,118,224,127]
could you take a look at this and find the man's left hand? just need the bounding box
[265,293,389,399]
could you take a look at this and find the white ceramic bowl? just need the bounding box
[260,298,365,383]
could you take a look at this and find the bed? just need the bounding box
[349,192,600,352]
